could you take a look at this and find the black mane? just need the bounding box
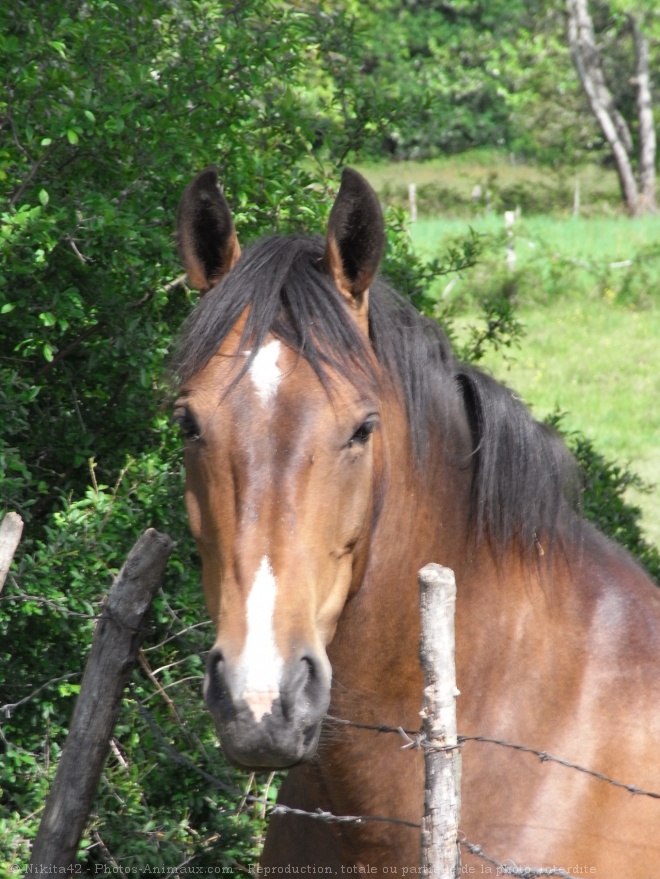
[173,233,578,556]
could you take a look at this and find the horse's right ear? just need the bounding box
[177,168,241,294]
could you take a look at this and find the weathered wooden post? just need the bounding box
[409,182,418,222]
[0,511,23,593]
[419,563,461,878]
[29,528,172,871]
[504,210,517,272]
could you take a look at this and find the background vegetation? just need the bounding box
[1,0,658,871]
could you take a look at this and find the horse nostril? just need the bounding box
[208,647,225,674]
[280,657,307,721]
[205,648,229,704]
[281,653,328,722]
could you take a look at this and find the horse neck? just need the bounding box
[327,378,578,727]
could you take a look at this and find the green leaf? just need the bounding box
[49,40,67,58]
[38,189,49,206]
[66,129,79,145]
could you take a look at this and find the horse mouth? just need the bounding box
[214,713,324,769]
[204,645,332,769]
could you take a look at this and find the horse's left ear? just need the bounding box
[177,167,241,294]
[324,168,385,334]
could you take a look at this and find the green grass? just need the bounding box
[406,211,660,547]
[413,213,660,257]
[477,297,660,546]
[412,213,660,273]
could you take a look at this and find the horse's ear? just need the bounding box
[324,168,385,334]
[177,168,241,294]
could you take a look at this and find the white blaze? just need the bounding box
[237,556,283,722]
[248,340,282,405]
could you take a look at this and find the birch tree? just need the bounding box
[566,0,657,214]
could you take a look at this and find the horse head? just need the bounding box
[174,168,387,768]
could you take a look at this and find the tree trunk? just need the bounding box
[631,14,657,213]
[566,0,656,216]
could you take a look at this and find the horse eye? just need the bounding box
[173,408,200,442]
[347,417,378,449]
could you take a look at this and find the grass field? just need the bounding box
[360,158,660,546]
[477,294,660,546]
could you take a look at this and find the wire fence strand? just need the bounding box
[327,714,660,801]
[460,840,579,878]
[459,734,660,800]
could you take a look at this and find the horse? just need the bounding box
[172,166,660,875]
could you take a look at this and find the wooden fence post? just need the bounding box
[409,183,418,222]
[504,210,517,271]
[29,528,173,871]
[0,511,23,593]
[419,563,461,878]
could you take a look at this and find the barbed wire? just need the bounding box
[11,669,653,874]
[326,714,419,738]
[133,695,660,875]
[5,682,595,879]
[459,840,578,878]
[459,734,660,800]
[269,804,420,829]
[326,714,660,801]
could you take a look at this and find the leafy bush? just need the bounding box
[569,431,660,582]
[0,0,358,869]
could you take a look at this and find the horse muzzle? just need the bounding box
[204,646,331,768]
